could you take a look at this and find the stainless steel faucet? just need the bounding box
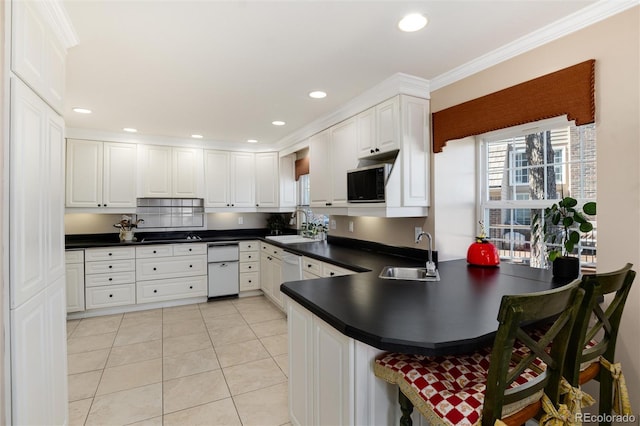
[290,209,310,237]
[416,231,437,275]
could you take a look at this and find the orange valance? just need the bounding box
[432,59,595,153]
[295,157,309,181]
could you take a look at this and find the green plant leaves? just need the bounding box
[561,197,578,208]
[579,222,593,232]
[583,202,596,215]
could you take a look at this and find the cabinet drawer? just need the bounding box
[65,250,84,264]
[173,243,207,256]
[303,270,321,279]
[240,261,259,273]
[322,263,355,278]
[137,276,207,303]
[239,241,259,252]
[260,243,283,259]
[85,271,135,288]
[85,259,135,275]
[239,272,260,291]
[302,256,322,276]
[85,284,135,309]
[136,245,173,259]
[136,255,207,281]
[85,246,135,262]
[240,252,259,262]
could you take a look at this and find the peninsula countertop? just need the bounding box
[281,259,567,356]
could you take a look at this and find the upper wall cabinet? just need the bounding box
[279,154,297,209]
[140,145,204,198]
[204,150,255,208]
[255,152,279,208]
[66,139,137,209]
[356,98,400,159]
[11,1,66,113]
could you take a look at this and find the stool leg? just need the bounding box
[399,389,413,426]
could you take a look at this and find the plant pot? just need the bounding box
[552,256,580,280]
[119,230,134,242]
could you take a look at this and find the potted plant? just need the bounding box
[266,213,288,235]
[532,197,596,279]
[113,215,144,242]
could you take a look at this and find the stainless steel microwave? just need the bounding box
[347,164,391,203]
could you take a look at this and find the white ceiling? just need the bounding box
[63,0,600,148]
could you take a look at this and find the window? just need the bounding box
[480,118,596,268]
[297,174,310,207]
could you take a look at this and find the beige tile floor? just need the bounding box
[67,296,292,426]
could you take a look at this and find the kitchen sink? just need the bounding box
[266,235,316,244]
[379,266,440,282]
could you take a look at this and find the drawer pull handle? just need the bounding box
[109,265,113,269]
[273,251,277,254]
[109,278,113,281]
[109,294,113,298]
[189,285,193,289]
[153,289,157,293]
[308,264,312,268]
[248,266,252,269]
[248,280,252,283]
[189,248,192,252]
[153,267,157,271]
[108,253,112,256]
[189,265,193,268]
[153,250,157,254]
[248,255,252,259]
[330,272,335,276]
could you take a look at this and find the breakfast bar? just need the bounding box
[280,259,568,425]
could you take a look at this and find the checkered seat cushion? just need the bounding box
[374,345,547,426]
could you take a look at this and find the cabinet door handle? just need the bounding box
[375,148,380,152]
[104,204,108,207]
[248,255,252,259]
[189,285,193,289]
[108,253,113,256]
[370,149,375,153]
[153,289,157,293]
[108,265,113,269]
[189,265,193,268]
[330,272,335,276]
[153,250,157,254]
[248,280,252,283]
[307,264,312,268]
[248,265,252,269]
[226,204,230,207]
[256,204,259,207]
[189,248,192,252]
[109,294,113,298]
[231,204,235,206]
[273,251,277,254]
[108,278,113,281]
[153,267,157,271]
[326,202,332,206]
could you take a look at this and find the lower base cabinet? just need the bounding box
[85,283,136,309]
[137,276,207,303]
[286,297,429,426]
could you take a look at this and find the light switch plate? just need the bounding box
[238,216,244,225]
[331,220,337,230]
[348,221,354,232]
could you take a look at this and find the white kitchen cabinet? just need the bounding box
[356,97,400,159]
[302,256,322,278]
[11,0,66,113]
[329,117,358,206]
[66,139,137,209]
[260,243,284,308]
[65,250,85,313]
[255,152,279,207]
[84,247,136,309]
[135,244,208,304]
[204,150,255,208]
[322,263,355,278]
[310,118,358,209]
[356,107,376,158]
[141,145,203,198]
[309,129,331,207]
[11,277,68,426]
[239,241,260,291]
[279,154,297,208]
[287,299,354,426]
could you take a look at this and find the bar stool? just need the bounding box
[373,279,585,426]
[565,263,635,420]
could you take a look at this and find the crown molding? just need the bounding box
[65,127,280,152]
[274,72,430,150]
[34,0,79,49]
[430,0,640,91]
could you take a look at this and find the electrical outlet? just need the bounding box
[415,226,423,241]
[238,216,244,225]
[348,221,354,233]
[330,220,337,230]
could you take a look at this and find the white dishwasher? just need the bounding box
[282,252,303,283]
[207,243,239,298]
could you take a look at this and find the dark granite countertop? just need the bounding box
[281,259,567,356]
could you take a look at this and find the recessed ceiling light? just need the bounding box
[191,134,203,139]
[123,128,137,133]
[272,121,286,126]
[247,139,258,143]
[72,107,92,114]
[398,13,428,32]
[309,91,327,99]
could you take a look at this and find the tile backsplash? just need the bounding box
[136,198,205,228]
